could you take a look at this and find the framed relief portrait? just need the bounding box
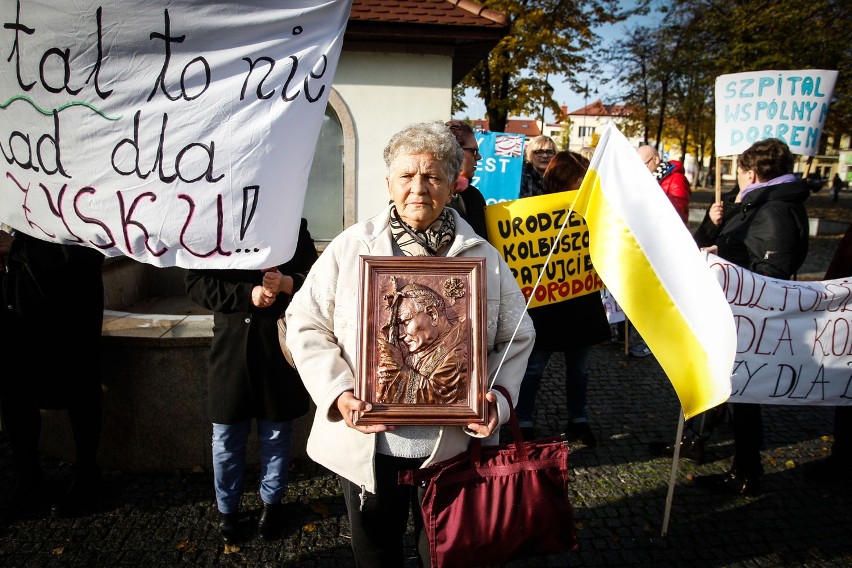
[354,256,488,426]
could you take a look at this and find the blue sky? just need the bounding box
[455,3,656,121]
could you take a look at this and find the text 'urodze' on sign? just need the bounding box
[484,191,604,309]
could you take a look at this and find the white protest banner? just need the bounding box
[715,69,837,157]
[0,1,351,269]
[473,131,525,204]
[707,254,852,406]
[601,288,625,324]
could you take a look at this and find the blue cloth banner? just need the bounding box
[472,131,525,204]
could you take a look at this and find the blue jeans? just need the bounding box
[516,347,591,428]
[211,419,293,513]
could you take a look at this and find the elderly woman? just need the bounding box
[285,121,535,567]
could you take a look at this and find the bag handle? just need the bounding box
[398,385,532,486]
[471,385,530,466]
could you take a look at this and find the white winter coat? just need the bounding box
[285,206,535,493]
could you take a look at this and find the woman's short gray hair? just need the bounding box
[383,121,464,181]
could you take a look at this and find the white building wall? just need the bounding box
[333,51,452,223]
[560,115,643,157]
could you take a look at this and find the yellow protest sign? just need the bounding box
[484,192,604,308]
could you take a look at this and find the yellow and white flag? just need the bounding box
[573,124,735,419]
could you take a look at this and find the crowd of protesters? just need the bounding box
[1,124,848,568]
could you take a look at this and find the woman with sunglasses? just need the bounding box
[519,135,557,198]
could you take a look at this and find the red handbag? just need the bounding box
[399,385,579,568]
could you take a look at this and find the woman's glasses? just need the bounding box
[533,149,555,157]
[463,147,482,160]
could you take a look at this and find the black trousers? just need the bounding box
[0,309,102,479]
[339,453,429,568]
[731,402,763,478]
[833,406,852,466]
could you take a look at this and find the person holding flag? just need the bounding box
[285,121,534,567]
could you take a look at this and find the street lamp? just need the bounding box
[540,76,554,135]
[581,80,598,151]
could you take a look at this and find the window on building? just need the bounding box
[301,89,355,248]
[579,126,596,138]
[302,106,344,244]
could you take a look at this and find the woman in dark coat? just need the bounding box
[514,151,612,446]
[693,138,809,496]
[185,218,317,543]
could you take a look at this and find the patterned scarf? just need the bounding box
[652,161,671,182]
[390,207,455,257]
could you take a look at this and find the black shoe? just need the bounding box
[218,511,241,544]
[564,422,597,448]
[649,436,705,464]
[51,470,102,518]
[693,470,760,496]
[257,502,285,540]
[0,472,43,522]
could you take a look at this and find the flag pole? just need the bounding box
[715,156,722,203]
[801,155,815,177]
[661,409,685,536]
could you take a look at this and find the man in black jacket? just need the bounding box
[445,120,489,239]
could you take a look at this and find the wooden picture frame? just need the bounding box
[355,256,488,426]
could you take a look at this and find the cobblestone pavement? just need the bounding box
[2,344,850,568]
[1,189,850,567]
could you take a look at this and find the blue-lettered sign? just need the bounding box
[471,131,525,204]
[714,69,838,157]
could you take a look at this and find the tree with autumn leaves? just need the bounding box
[611,0,850,175]
[456,0,850,167]
[452,0,634,134]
